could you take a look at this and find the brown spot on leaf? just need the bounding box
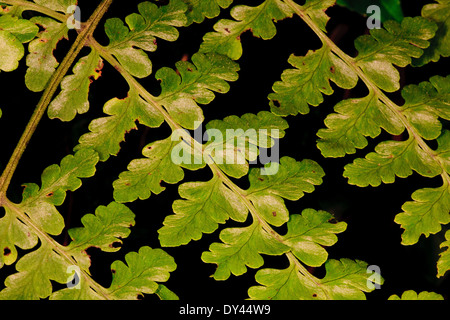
[224,27,231,34]
[3,247,11,256]
[312,293,317,298]
[111,269,116,274]
[330,66,335,73]
[272,100,281,108]
[258,177,264,181]
[46,192,54,197]
[272,211,277,217]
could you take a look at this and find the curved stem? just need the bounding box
[0,0,114,200]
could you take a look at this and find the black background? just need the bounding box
[0,0,449,302]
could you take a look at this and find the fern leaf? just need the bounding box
[104,0,187,78]
[394,184,450,245]
[158,175,248,247]
[283,209,346,267]
[413,0,450,66]
[155,52,239,129]
[75,90,164,161]
[248,258,381,300]
[204,111,288,178]
[113,136,202,203]
[388,290,444,300]
[199,0,293,60]
[354,17,437,92]
[246,157,325,226]
[25,16,68,92]
[104,246,177,300]
[269,47,358,116]
[48,50,103,122]
[181,0,233,25]
[0,15,38,72]
[437,230,450,278]
[19,149,99,236]
[343,138,442,187]
[400,75,450,140]
[32,0,77,13]
[317,94,404,157]
[201,220,290,280]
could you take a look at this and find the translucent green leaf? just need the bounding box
[437,230,450,278]
[181,0,233,25]
[0,30,24,72]
[25,16,68,92]
[246,157,325,226]
[400,75,450,140]
[343,138,443,187]
[155,284,179,300]
[414,0,450,66]
[104,0,187,78]
[204,111,288,178]
[48,50,103,122]
[388,290,444,300]
[32,0,77,13]
[199,0,293,60]
[113,135,202,203]
[158,176,248,247]
[75,90,164,161]
[105,246,177,299]
[269,47,358,116]
[0,15,39,43]
[283,209,347,267]
[317,94,404,157]
[0,207,37,269]
[354,17,437,92]
[19,149,99,236]
[249,258,381,300]
[201,220,290,280]
[394,183,450,245]
[301,0,335,31]
[155,53,239,129]
[337,0,404,22]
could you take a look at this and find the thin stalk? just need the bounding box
[0,0,114,200]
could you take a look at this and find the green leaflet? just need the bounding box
[201,220,290,280]
[104,0,187,78]
[248,258,382,300]
[394,183,450,246]
[388,290,444,300]
[181,0,233,25]
[113,135,204,203]
[437,230,450,278]
[159,176,247,247]
[199,0,293,60]
[246,157,325,226]
[269,46,358,116]
[336,0,404,22]
[104,246,177,300]
[317,76,450,158]
[0,202,137,300]
[343,138,442,187]
[48,50,103,122]
[414,0,450,66]
[317,94,404,157]
[400,75,450,140]
[19,149,99,236]
[354,17,437,92]
[25,16,68,92]
[155,52,240,130]
[75,90,164,161]
[0,15,39,72]
[301,0,335,32]
[204,111,288,178]
[282,209,347,267]
[32,0,77,13]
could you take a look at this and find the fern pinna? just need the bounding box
[0,0,448,300]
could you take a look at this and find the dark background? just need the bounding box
[0,0,449,301]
